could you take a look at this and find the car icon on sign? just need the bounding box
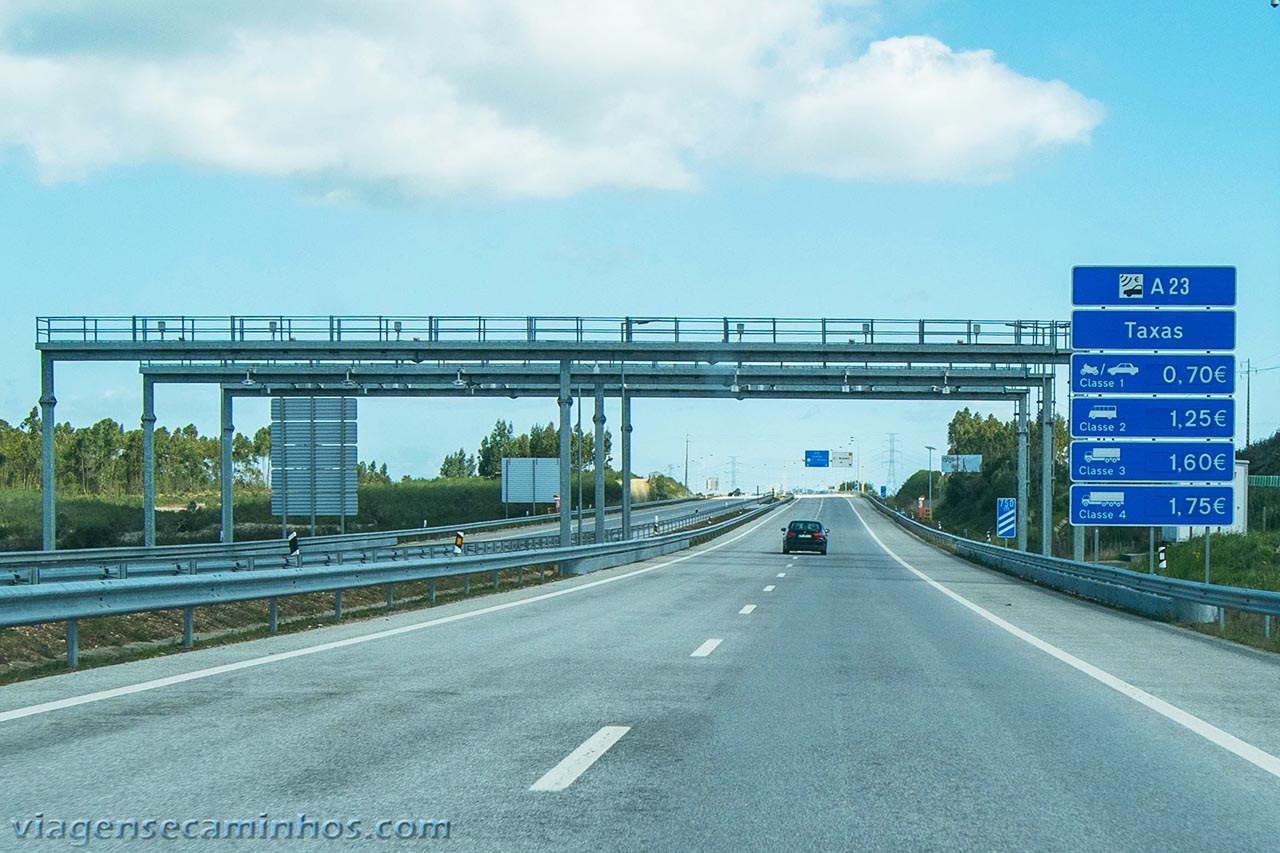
[1079,363,1100,376]
[1107,363,1139,376]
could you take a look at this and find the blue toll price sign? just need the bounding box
[1071,310,1235,352]
[1069,441,1235,483]
[1070,484,1233,527]
[1070,354,1235,395]
[1072,266,1236,307]
[1069,397,1234,439]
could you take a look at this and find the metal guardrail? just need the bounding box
[0,499,780,630]
[0,496,707,585]
[37,315,1070,348]
[866,498,1280,620]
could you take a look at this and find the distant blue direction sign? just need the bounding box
[1071,309,1235,352]
[1070,397,1233,439]
[1069,441,1235,483]
[1070,484,1233,527]
[804,450,830,468]
[995,498,1016,538]
[1070,353,1235,395]
[1072,266,1236,307]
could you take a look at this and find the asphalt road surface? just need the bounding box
[2,495,1278,851]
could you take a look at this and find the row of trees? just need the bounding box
[439,420,613,479]
[891,407,1069,542]
[0,409,273,495]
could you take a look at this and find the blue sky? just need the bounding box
[0,1,1276,491]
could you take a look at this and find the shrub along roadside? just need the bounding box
[0,470,691,551]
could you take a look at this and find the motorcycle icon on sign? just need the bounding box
[1079,363,1100,376]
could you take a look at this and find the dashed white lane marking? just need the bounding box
[777,572,786,578]
[739,604,757,615]
[846,498,1280,781]
[0,507,788,725]
[530,726,630,792]
[690,639,723,658]
[763,585,776,592]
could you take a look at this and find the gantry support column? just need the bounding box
[620,389,632,540]
[558,361,573,548]
[593,384,606,541]
[220,387,234,544]
[1040,376,1055,557]
[142,377,156,547]
[1016,392,1029,553]
[40,353,56,551]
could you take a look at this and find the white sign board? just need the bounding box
[941,454,983,474]
[830,451,854,467]
[500,458,561,504]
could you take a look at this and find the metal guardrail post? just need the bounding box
[182,607,194,648]
[385,584,394,610]
[428,578,436,603]
[268,598,278,632]
[334,591,343,619]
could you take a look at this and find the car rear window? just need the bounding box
[789,521,822,532]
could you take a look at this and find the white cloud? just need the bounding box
[0,2,1102,198]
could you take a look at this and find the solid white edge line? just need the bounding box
[763,585,776,592]
[530,725,631,792]
[846,497,1280,780]
[0,506,786,725]
[739,604,757,614]
[690,639,723,658]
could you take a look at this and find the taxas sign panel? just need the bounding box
[1070,485,1233,527]
[1071,310,1235,352]
[1069,397,1233,439]
[1069,441,1235,483]
[1070,354,1235,395]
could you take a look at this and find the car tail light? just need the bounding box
[786,531,797,538]
[814,532,824,539]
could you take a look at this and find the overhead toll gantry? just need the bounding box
[35,315,1070,556]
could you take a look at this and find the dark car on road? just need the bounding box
[782,520,828,555]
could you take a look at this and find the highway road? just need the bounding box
[462,495,745,543]
[2,495,1278,850]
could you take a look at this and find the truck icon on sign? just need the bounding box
[1081,491,1125,507]
[1083,448,1120,464]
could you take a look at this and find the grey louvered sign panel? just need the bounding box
[270,397,358,516]
[500,458,560,504]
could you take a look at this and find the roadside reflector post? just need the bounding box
[182,607,194,648]
[66,620,78,668]
[385,583,394,610]
[428,578,436,603]
[334,590,343,619]
[268,598,278,632]
[453,531,464,555]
